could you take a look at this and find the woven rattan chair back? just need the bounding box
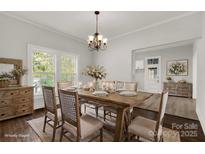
[57,81,73,90]
[115,81,124,90]
[42,86,57,113]
[124,82,138,91]
[58,89,80,129]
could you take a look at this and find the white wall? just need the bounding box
[132,44,193,91]
[94,13,201,81]
[0,14,92,84]
[193,43,198,99]
[195,13,205,133]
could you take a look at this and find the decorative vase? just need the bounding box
[95,79,100,91]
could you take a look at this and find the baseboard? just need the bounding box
[196,105,205,134]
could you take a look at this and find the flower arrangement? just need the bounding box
[82,65,107,81]
[169,62,185,75]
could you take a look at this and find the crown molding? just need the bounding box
[1,12,87,46]
[110,12,201,41]
[0,11,200,44]
[132,37,200,53]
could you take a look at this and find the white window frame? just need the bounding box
[27,44,79,90]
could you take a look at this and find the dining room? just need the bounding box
[0,10,205,143]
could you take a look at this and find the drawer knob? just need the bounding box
[11,93,13,95]
[1,113,5,116]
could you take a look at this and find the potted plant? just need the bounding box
[10,68,27,85]
[0,72,12,88]
[82,65,107,90]
[0,68,27,88]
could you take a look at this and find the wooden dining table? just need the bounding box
[78,90,153,142]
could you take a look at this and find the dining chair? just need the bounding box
[58,89,104,142]
[104,81,137,121]
[82,80,112,117]
[42,86,62,141]
[124,81,138,91]
[128,91,169,142]
[57,81,73,90]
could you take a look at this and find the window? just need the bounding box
[147,58,159,65]
[60,55,77,82]
[32,51,55,96]
[148,67,158,80]
[28,45,78,109]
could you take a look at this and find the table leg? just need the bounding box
[114,108,126,142]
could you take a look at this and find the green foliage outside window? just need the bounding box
[60,55,76,81]
[32,51,55,73]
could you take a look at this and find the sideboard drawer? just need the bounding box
[16,102,32,110]
[0,86,33,121]
[0,99,12,108]
[16,107,32,115]
[163,82,192,98]
[0,107,14,119]
[16,97,31,104]
[0,90,19,98]
[19,89,33,96]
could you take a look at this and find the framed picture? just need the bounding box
[167,59,188,76]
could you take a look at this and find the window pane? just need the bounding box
[32,51,55,73]
[60,55,77,82]
[148,67,158,80]
[33,73,55,95]
[32,51,55,96]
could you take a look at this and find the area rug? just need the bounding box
[27,116,113,142]
[28,115,180,142]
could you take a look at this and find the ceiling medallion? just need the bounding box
[88,11,107,51]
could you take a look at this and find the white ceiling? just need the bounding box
[5,11,191,41]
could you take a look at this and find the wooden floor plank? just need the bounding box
[136,94,198,120]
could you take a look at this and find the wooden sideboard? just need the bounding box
[0,86,34,121]
[163,82,192,98]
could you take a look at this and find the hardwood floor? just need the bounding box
[136,94,198,120]
[0,95,204,142]
[0,110,44,142]
[133,107,205,142]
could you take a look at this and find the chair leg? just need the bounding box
[84,104,86,113]
[104,110,106,121]
[43,116,47,132]
[109,112,112,119]
[52,121,57,142]
[60,127,64,142]
[95,106,99,117]
[127,133,131,141]
[100,128,103,142]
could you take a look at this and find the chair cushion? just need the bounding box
[63,114,103,140]
[128,116,162,141]
[46,108,62,121]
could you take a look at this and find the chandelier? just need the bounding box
[88,11,107,51]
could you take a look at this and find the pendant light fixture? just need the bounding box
[87,11,107,51]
